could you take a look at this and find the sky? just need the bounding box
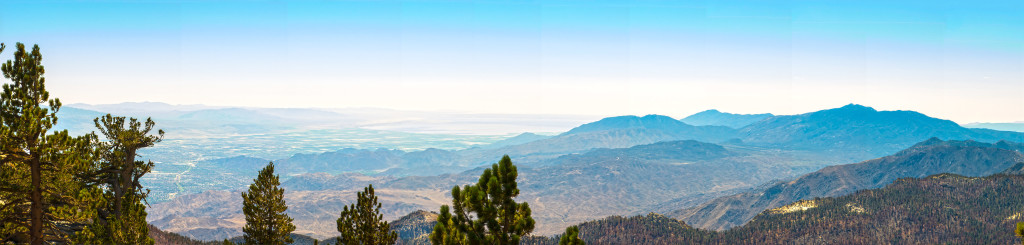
[1,0,1022,123]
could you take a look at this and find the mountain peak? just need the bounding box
[564,114,692,135]
[836,104,877,112]
[681,109,773,129]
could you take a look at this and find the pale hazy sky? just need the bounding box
[1,0,1022,123]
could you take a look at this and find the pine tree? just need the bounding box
[242,162,295,245]
[77,114,163,244]
[430,155,535,245]
[558,226,584,245]
[0,43,99,244]
[429,205,465,245]
[336,184,397,245]
[83,114,163,244]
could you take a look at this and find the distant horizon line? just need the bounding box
[63,101,1023,125]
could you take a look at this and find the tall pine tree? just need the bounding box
[430,155,535,245]
[242,162,295,245]
[0,43,99,244]
[79,115,163,244]
[336,184,397,245]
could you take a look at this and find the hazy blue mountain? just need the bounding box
[564,114,735,138]
[672,139,1024,230]
[53,106,108,136]
[63,104,357,139]
[460,115,739,165]
[964,121,1024,133]
[190,114,739,180]
[537,140,738,167]
[737,104,1024,159]
[475,132,552,149]
[67,101,218,115]
[680,109,773,129]
[176,108,288,124]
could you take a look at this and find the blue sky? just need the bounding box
[1,0,1022,123]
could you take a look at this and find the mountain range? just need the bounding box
[144,104,1024,241]
[202,138,1024,244]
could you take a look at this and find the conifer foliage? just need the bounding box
[430,155,535,245]
[0,43,99,244]
[336,184,398,245]
[242,162,296,245]
[79,115,164,244]
[558,226,584,245]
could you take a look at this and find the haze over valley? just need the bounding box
[50,102,1024,241]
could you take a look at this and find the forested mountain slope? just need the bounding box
[529,172,1024,244]
[673,139,1024,230]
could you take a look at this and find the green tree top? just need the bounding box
[77,114,163,245]
[558,226,584,245]
[0,43,98,245]
[242,162,295,245]
[336,184,397,245]
[92,114,164,206]
[430,155,535,245]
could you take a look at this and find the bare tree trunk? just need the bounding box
[30,156,42,245]
[118,148,138,236]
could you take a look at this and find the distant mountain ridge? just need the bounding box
[672,138,1024,230]
[680,109,773,129]
[564,114,736,140]
[737,104,1024,160]
[965,122,1024,133]
[195,104,1024,180]
[146,104,1024,241]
